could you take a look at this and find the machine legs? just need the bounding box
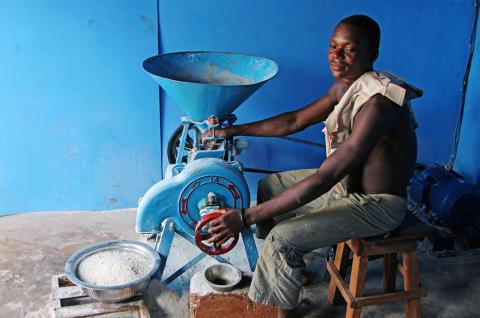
[153,217,259,284]
[241,226,259,272]
[154,218,175,281]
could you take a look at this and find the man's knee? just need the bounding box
[257,174,277,203]
[255,219,275,240]
[270,222,299,247]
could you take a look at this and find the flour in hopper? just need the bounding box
[204,70,254,85]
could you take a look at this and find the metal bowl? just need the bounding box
[65,240,160,302]
[204,263,242,292]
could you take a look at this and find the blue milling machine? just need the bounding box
[135,52,279,284]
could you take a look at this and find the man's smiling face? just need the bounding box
[328,23,377,82]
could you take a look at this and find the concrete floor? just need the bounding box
[1,210,480,318]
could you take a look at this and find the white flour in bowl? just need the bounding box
[77,249,152,286]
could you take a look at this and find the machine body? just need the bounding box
[136,157,250,237]
[136,52,278,283]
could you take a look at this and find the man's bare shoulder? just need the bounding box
[328,80,353,102]
[351,93,401,138]
[360,94,401,118]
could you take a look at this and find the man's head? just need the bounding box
[328,15,381,81]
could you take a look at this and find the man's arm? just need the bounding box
[212,87,338,138]
[207,94,400,244]
[243,94,399,224]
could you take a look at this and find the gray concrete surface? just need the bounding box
[1,210,480,317]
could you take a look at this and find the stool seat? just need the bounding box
[327,213,430,318]
[348,213,431,256]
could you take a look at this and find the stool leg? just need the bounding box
[346,255,368,318]
[327,242,350,305]
[383,252,397,293]
[403,251,421,318]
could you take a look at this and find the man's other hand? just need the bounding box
[200,129,214,142]
[201,128,228,141]
[206,208,244,245]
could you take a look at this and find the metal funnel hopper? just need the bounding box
[143,51,278,121]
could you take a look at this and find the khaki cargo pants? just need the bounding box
[248,169,407,309]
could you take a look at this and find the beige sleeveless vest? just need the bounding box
[323,71,423,195]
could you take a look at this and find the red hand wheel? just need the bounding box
[194,211,239,255]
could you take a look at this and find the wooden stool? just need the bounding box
[326,213,430,318]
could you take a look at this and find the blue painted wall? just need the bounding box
[455,6,480,186]
[158,0,476,200]
[0,1,161,215]
[0,0,477,214]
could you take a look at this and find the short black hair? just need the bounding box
[337,15,381,51]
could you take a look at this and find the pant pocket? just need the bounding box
[349,192,379,205]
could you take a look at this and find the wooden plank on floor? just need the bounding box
[54,299,148,318]
[51,274,151,318]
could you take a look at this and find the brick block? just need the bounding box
[189,271,277,318]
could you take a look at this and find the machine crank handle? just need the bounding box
[194,212,239,255]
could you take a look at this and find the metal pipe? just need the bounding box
[276,136,325,148]
[243,167,279,174]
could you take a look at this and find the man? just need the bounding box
[204,15,422,317]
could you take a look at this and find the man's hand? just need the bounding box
[200,128,228,150]
[200,129,214,141]
[201,128,228,141]
[206,208,244,245]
